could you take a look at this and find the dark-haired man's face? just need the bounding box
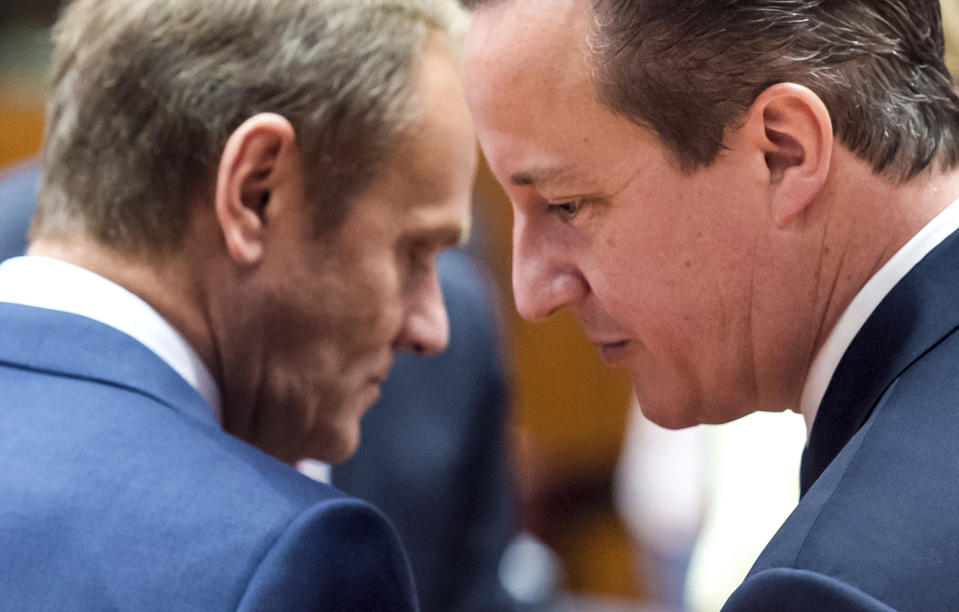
[465,0,796,427]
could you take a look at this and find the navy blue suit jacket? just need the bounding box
[724,229,959,610]
[0,303,417,610]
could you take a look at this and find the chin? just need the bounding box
[632,365,757,428]
[298,383,378,464]
[625,359,692,426]
[640,397,755,429]
[640,405,702,430]
[304,424,361,464]
[317,442,358,465]
[632,379,709,430]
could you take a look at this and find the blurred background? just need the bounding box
[3,2,958,611]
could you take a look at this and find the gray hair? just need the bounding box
[34,0,469,254]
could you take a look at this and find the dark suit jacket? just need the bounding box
[334,249,518,612]
[0,303,417,611]
[724,229,959,611]
[0,159,37,261]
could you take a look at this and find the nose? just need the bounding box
[512,215,588,322]
[394,266,450,357]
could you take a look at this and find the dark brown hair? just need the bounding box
[590,0,959,180]
[467,0,959,181]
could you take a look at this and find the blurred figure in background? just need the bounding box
[335,247,521,612]
[0,160,37,260]
[613,404,706,611]
[615,405,805,612]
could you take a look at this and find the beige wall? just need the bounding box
[945,0,959,76]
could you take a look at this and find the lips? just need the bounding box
[596,339,629,362]
[370,354,394,386]
[359,365,391,409]
[581,313,631,362]
[357,377,384,410]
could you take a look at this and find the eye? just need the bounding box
[547,200,582,220]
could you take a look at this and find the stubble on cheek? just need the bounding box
[231,296,352,463]
[244,354,354,464]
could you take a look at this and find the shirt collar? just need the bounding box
[0,256,222,423]
[798,197,959,435]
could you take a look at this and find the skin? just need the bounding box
[32,33,476,463]
[463,0,959,428]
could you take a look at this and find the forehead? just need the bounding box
[465,0,590,121]
[347,34,475,240]
[464,0,655,192]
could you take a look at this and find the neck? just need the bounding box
[754,151,959,418]
[777,155,959,426]
[27,236,217,379]
[811,158,959,360]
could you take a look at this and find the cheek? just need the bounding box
[589,244,718,351]
[587,226,680,319]
[349,265,405,340]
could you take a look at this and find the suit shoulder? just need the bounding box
[237,497,416,612]
[723,568,896,612]
[743,333,959,609]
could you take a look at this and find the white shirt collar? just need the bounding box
[799,197,959,435]
[0,256,222,423]
[296,458,332,485]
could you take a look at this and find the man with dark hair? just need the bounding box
[0,0,475,609]
[463,0,959,609]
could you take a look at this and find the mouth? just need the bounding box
[371,362,394,385]
[366,372,387,393]
[358,377,384,408]
[360,365,390,402]
[595,339,630,362]
[363,356,392,392]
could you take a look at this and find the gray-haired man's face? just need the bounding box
[229,35,476,462]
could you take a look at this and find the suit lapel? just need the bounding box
[801,228,959,494]
[0,302,217,429]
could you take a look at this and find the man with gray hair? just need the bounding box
[0,0,475,609]
[464,0,959,609]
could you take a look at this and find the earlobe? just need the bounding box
[752,83,833,228]
[215,113,298,265]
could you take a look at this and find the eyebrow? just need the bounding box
[418,223,471,250]
[510,165,575,187]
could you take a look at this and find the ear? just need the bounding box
[744,83,833,228]
[214,113,298,265]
